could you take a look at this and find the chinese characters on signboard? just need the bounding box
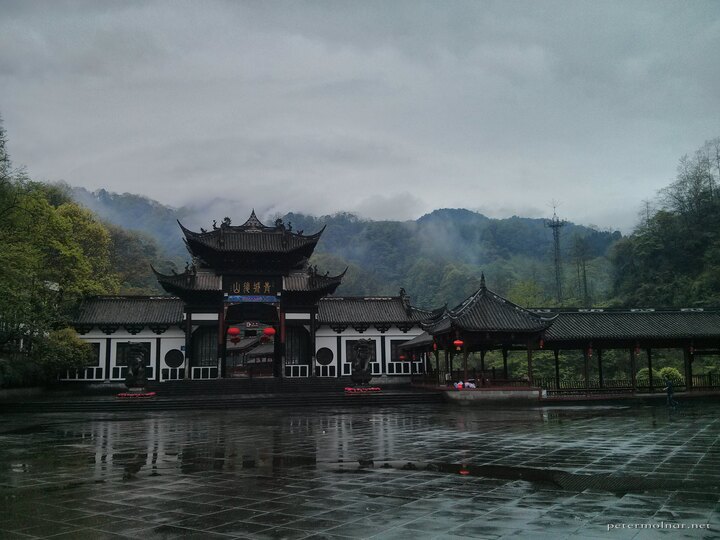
[222,276,279,303]
[229,280,273,295]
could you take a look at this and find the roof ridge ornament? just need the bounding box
[241,209,266,230]
[480,272,486,289]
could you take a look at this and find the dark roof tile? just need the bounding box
[318,297,436,325]
[74,297,184,326]
[544,310,720,341]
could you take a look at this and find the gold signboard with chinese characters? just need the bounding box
[222,276,280,297]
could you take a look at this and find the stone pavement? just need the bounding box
[0,403,718,539]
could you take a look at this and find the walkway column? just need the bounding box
[480,350,486,372]
[463,350,469,382]
[646,348,654,392]
[554,349,560,390]
[683,347,693,391]
[597,349,604,389]
[444,347,450,380]
[218,308,226,378]
[630,348,637,392]
[502,348,508,379]
[185,311,193,380]
[526,346,533,385]
[434,349,441,385]
[583,347,590,390]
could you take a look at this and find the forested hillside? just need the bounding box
[69,188,620,308]
[611,137,720,307]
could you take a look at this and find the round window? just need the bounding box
[316,347,334,366]
[164,349,184,368]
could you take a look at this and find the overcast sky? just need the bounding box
[1,1,719,231]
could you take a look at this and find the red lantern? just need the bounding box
[587,346,593,358]
[263,327,276,337]
[399,354,406,361]
[227,327,241,337]
[539,339,544,349]
[432,342,437,351]
[459,466,470,476]
[453,339,464,351]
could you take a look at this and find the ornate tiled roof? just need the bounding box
[318,291,439,326]
[427,274,555,335]
[74,296,184,326]
[152,267,222,292]
[179,212,324,255]
[398,331,433,350]
[283,267,346,294]
[542,309,720,342]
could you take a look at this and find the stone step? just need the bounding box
[0,391,443,413]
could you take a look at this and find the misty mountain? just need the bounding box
[69,186,621,308]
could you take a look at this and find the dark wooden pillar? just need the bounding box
[583,348,590,390]
[185,311,192,379]
[462,350,469,382]
[310,311,317,377]
[502,348,508,379]
[218,308,226,378]
[526,346,533,385]
[444,347,450,382]
[683,347,693,391]
[630,348,637,392]
[480,350,486,372]
[646,348,653,392]
[597,349,604,389]
[554,349,560,390]
[434,349,441,385]
[274,307,285,378]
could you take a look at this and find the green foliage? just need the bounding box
[611,137,720,306]
[636,367,661,380]
[34,328,92,378]
[0,120,160,385]
[658,367,683,381]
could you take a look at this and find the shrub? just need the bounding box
[658,367,683,382]
[635,367,661,380]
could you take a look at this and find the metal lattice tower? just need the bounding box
[545,208,567,304]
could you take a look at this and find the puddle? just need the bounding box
[326,459,720,495]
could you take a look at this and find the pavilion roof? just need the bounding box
[398,331,433,350]
[179,211,324,255]
[541,309,720,342]
[318,290,440,326]
[74,296,183,326]
[152,267,222,292]
[426,274,555,335]
[283,268,346,294]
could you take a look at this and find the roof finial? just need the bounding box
[480,272,486,289]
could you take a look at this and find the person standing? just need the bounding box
[663,376,678,407]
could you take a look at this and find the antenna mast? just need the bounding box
[545,204,567,304]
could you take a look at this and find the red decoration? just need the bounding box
[263,327,276,337]
[227,327,241,337]
[453,339,464,351]
[433,342,437,351]
[117,392,156,399]
[459,466,470,476]
[587,347,593,358]
[399,354,406,361]
[539,339,544,349]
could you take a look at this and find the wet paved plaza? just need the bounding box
[1,403,719,539]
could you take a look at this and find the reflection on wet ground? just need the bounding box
[0,404,718,539]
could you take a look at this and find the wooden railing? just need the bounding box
[412,372,720,395]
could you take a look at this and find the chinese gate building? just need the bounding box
[69,212,437,382]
